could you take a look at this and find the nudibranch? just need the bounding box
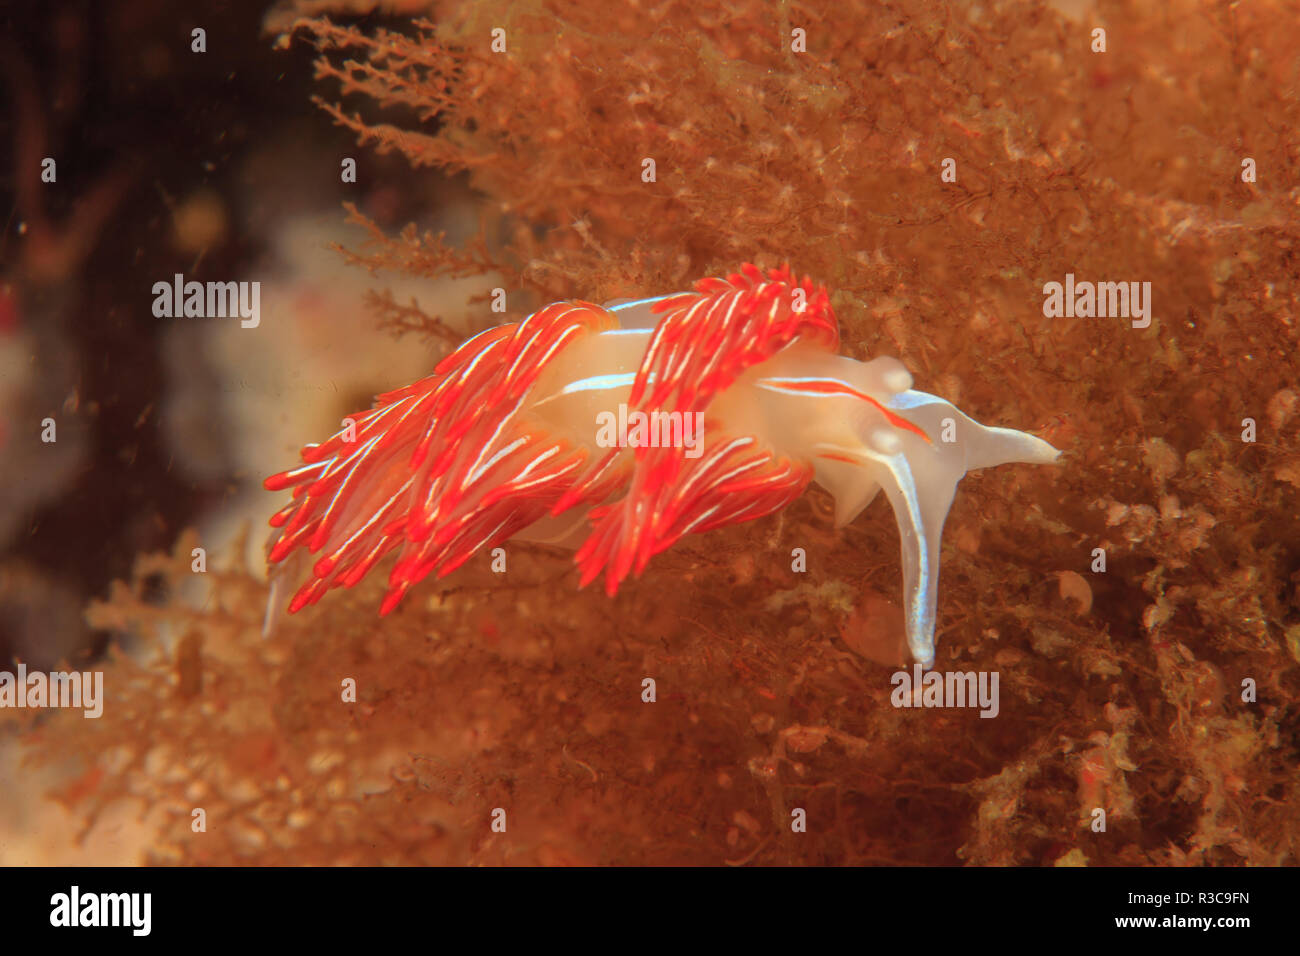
[264,264,1059,666]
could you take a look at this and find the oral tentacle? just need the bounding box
[812,388,1061,668]
[814,440,945,668]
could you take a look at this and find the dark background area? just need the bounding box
[0,0,432,671]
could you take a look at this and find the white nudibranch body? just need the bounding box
[530,297,1061,667]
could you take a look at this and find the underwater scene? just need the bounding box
[1,0,1297,875]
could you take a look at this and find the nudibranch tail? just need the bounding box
[263,261,1061,668]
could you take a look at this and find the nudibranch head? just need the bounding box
[263,263,1059,667]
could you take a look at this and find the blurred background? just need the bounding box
[0,0,493,862]
[0,0,494,676]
